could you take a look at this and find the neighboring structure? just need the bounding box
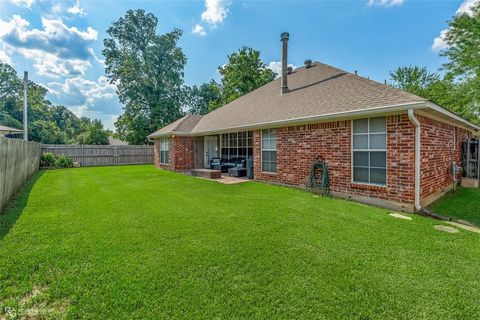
[148,33,480,212]
[108,136,129,146]
[0,125,23,137]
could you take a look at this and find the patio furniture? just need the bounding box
[228,166,247,177]
[209,158,222,170]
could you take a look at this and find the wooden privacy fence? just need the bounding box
[0,137,41,212]
[41,145,154,167]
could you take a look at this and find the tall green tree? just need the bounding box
[389,66,479,124]
[183,80,222,115]
[77,119,110,145]
[442,2,480,81]
[103,9,187,144]
[441,2,480,123]
[215,47,275,107]
[389,66,440,97]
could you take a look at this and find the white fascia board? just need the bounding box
[425,101,480,132]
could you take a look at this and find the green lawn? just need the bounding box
[1,166,479,319]
[430,187,480,226]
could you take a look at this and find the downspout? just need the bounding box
[407,109,421,211]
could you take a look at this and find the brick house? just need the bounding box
[148,33,479,212]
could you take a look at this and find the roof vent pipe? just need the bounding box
[281,32,289,95]
[304,59,312,69]
[287,66,293,74]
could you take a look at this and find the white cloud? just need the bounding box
[431,29,448,52]
[88,48,105,65]
[46,75,122,130]
[201,0,230,25]
[18,48,91,77]
[457,0,479,14]
[0,43,13,65]
[192,24,207,36]
[46,76,122,119]
[0,49,13,65]
[51,3,62,14]
[267,61,297,78]
[367,0,404,7]
[101,114,119,131]
[10,0,35,9]
[431,0,479,51]
[67,0,86,16]
[0,15,98,77]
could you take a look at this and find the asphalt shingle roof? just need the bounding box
[148,114,203,138]
[0,125,23,133]
[149,61,426,138]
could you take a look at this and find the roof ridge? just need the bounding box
[313,61,428,102]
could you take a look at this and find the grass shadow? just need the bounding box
[0,170,44,240]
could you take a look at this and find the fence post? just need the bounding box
[81,145,85,166]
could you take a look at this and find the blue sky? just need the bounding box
[0,0,477,130]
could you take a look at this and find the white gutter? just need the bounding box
[426,101,480,132]
[408,109,421,211]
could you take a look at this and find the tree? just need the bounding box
[442,2,480,81]
[389,66,480,124]
[77,119,109,145]
[440,2,480,123]
[216,47,275,107]
[389,66,440,97]
[103,9,187,144]
[183,80,222,115]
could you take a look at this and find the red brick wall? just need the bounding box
[253,115,416,205]
[154,136,194,171]
[153,113,469,208]
[419,115,467,200]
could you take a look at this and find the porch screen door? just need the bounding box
[204,136,218,168]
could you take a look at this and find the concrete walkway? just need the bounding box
[447,221,480,234]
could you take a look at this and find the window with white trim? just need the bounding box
[352,117,387,185]
[261,129,277,173]
[220,131,253,161]
[160,137,169,164]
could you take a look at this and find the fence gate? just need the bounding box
[462,138,480,179]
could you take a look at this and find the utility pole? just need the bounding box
[23,71,28,141]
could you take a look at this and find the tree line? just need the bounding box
[0,63,110,144]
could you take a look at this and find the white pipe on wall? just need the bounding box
[408,109,421,211]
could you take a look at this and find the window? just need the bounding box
[261,129,277,173]
[220,131,253,161]
[352,117,386,185]
[159,137,169,164]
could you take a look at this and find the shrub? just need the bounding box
[55,154,73,168]
[40,152,56,168]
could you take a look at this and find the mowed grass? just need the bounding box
[1,166,479,319]
[430,187,480,226]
